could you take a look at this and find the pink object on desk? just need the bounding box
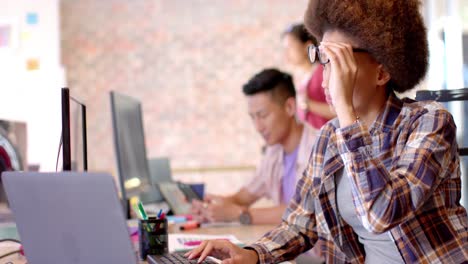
[131,233,139,243]
[183,239,229,247]
[183,240,202,246]
[128,226,139,242]
[128,226,138,236]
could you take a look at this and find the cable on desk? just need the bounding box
[0,239,21,244]
[0,250,21,260]
[56,134,63,171]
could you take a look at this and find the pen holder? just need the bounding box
[138,217,168,260]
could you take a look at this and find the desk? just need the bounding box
[0,224,276,264]
[182,224,274,245]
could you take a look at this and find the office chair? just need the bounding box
[0,125,22,205]
[0,146,12,204]
[415,88,468,156]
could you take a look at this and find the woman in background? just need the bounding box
[282,23,334,129]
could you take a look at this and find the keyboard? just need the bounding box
[148,252,219,264]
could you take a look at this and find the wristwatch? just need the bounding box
[239,208,252,225]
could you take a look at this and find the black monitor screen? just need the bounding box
[61,88,87,171]
[110,92,151,204]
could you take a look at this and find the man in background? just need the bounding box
[192,68,317,225]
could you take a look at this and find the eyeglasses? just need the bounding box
[307,44,368,65]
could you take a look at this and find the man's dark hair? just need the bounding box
[282,23,318,46]
[242,68,296,104]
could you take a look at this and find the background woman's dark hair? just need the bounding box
[304,0,428,93]
[282,23,318,46]
[243,68,296,104]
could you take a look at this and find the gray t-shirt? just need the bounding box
[336,168,404,264]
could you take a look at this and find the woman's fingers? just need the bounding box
[321,42,356,72]
[198,241,216,262]
[319,41,358,108]
[186,240,257,264]
[186,240,209,259]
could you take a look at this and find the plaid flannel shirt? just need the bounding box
[248,94,468,263]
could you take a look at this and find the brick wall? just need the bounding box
[60,0,309,189]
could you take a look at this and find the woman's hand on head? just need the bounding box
[320,42,357,107]
[321,41,359,126]
[185,240,259,264]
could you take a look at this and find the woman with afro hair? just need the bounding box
[187,0,468,263]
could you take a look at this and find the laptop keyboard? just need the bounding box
[149,252,218,264]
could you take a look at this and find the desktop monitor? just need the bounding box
[61,87,88,171]
[110,91,152,216]
[138,157,172,203]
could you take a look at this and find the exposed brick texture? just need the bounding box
[60,0,309,192]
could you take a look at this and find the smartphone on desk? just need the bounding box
[158,182,202,215]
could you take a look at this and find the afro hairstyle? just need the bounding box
[304,0,428,93]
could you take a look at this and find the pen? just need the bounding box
[138,201,148,220]
[157,209,163,218]
[132,203,143,219]
[180,221,200,231]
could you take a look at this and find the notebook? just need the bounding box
[169,233,243,252]
[2,171,138,264]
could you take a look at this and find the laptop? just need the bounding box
[145,158,202,215]
[2,171,219,264]
[2,171,138,264]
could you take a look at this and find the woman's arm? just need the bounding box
[337,107,458,233]
[249,205,288,225]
